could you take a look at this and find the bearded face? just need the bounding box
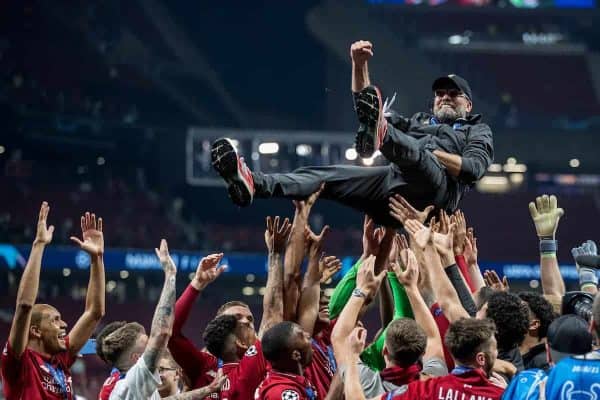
[432,88,472,124]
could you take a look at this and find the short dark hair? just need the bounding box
[216,301,250,316]
[385,318,427,367]
[96,321,127,363]
[485,292,529,351]
[518,292,558,340]
[593,294,600,337]
[101,322,145,366]
[445,318,496,363]
[203,314,238,358]
[261,321,296,363]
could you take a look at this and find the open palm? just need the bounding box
[195,253,225,286]
[70,212,104,256]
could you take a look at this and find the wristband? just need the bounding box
[579,267,599,287]
[352,288,368,299]
[539,239,557,254]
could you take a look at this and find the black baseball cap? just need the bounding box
[547,314,592,363]
[432,74,472,101]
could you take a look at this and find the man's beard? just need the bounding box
[434,104,467,124]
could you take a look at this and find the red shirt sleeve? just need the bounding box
[1,341,23,391]
[231,340,268,399]
[168,283,217,386]
[430,303,454,371]
[454,255,475,293]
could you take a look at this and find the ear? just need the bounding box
[30,325,42,339]
[465,99,473,113]
[291,350,302,362]
[235,338,249,352]
[529,319,540,332]
[475,351,486,368]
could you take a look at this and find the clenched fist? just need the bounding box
[350,40,373,67]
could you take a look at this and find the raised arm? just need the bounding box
[405,219,469,323]
[67,212,106,356]
[463,228,485,292]
[331,255,384,359]
[283,186,323,321]
[392,249,444,362]
[350,40,373,93]
[144,239,178,373]
[9,202,54,359]
[258,216,292,338]
[528,194,566,298]
[297,224,335,335]
[169,253,225,382]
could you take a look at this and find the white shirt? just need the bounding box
[109,356,162,400]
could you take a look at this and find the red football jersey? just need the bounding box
[304,319,336,398]
[1,338,77,400]
[221,340,268,400]
[255,371,318,400]
[383,369,504,400]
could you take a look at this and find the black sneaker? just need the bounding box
[211,138,255,207]
[354,85,388,158]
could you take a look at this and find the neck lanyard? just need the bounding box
[111,367,126,380]
[311,339,337,374]
[430,117,463,130]
[451,365,475,375]
[305,385,316,400]
[45,361,69,399]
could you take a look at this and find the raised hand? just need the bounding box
[452,210,467,255]
[431,211,456,263]
[293,183,325,218]
[362,215,382,257]
[350,40,373,67]
[404,219,433,250]
[34,201,54,245]
[572,240,598,268]
[347,326,367,356]
[70,212,104,257]
[305,225,331,260]
[484,270,510,292]
[265,216,292,254]
[319,255,341,282]
[320,256,342,283]
[154,239,177,276]
[356,255,386,299]
[528,194,564,239]
[389,194,434,225]
[391,248,419,289]
[464,228,478,266]
[192,253,226,290]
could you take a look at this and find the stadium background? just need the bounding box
[1,0,600,397]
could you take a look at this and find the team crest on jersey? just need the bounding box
[245,345,258,357]
[281,390,300,400]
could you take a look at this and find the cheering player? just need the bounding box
[1,203,106,399]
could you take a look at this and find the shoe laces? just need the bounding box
[382,92,397,118]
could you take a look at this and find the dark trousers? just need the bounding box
[252,124,454,227]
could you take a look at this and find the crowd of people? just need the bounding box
[1,189,599,400]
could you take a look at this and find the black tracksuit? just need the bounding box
[252,112,494,227]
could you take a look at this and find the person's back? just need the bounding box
[545,350,600,397]
[392,368,504,400]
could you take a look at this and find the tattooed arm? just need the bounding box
[258,216,292,339]
[144,239,178,373]
[163,371,227,400]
